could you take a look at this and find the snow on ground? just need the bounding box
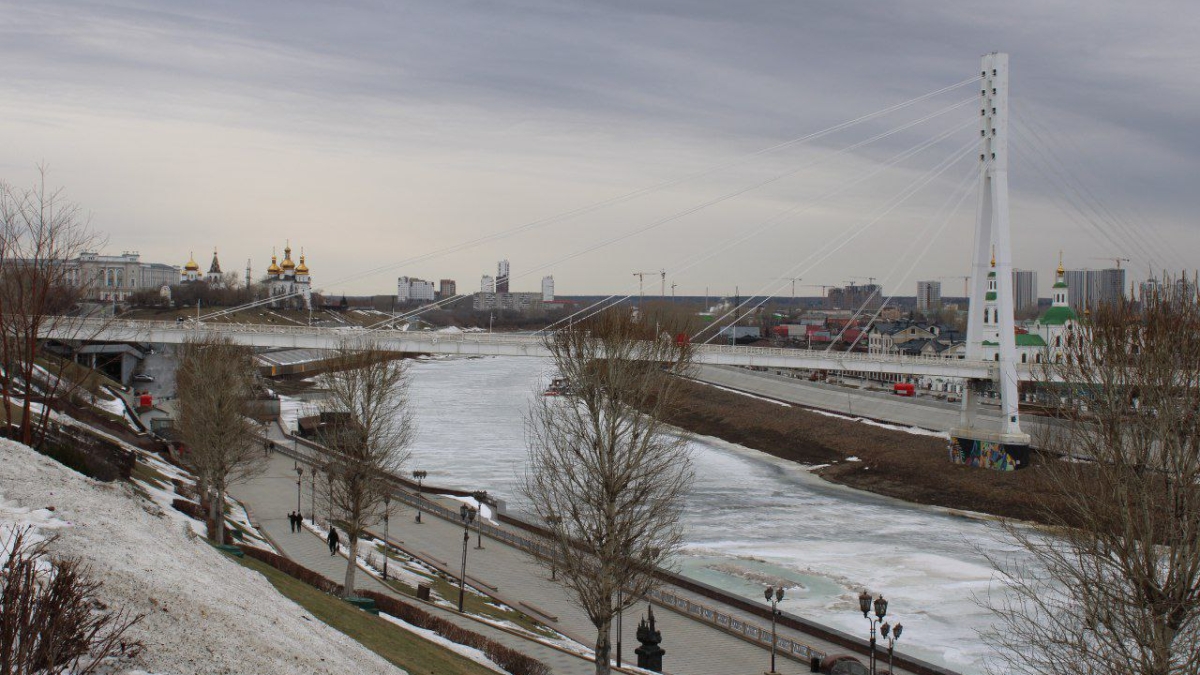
[806,406,951,439]
[379,614,507,673]
[692,380,792,406]
[0,438,405,675]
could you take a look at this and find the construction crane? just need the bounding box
[781,277,803,302]
[633,271,658,304]
[850,276,878,286]
[1090,257,1130,270]
[938,275,970,296]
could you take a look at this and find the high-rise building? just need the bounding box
[1064,268,1124,311]
[480,275,495,293]
[916,281,942,312]
[1096,268,1126,307]
[1012,269,1038,315]
[826,284,882,311]
[397,276,435,302]
[439,279,457,299]
[541,275,554,302]
[496,259,510,294]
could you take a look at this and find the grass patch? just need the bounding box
[228,553,498,675]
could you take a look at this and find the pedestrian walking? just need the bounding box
[287,511,295,532]
[327,528,340,556]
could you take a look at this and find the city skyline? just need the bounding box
[1,1,1196,297]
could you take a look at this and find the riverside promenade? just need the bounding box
[239,423,934,675]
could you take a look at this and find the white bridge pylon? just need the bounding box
[44,318,1042,381]
[954,52,1031,449]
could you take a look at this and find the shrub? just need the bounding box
[0,527,144,674]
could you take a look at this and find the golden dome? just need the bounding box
[184,252,200,271]
[295,253,309,275]
[1057,250,1065,276]
[267,254,281,275]
[280,243,296,270]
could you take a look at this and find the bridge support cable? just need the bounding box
[1013,104,1185,272]
[361,98,980,333]
[826,160,987,354]
[535,114,982,335]
[1010,108,1184,273]
[692,136,980,344]
[193,79,980,323]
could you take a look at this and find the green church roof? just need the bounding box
[983,333,1048,347]
[1039,305,1077,325]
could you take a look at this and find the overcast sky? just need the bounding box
[1,0,1196,298]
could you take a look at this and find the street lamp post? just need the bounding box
[294,466,303,514]
[382,493,391,581]
[471,490,488,550]
[411,470,427,523]
[616,587,624,668]
[858,590,889,675]
[545,515,560,580]
[765,586,785,674]
[310,469,317,524]
[880,621,903,675]
[457,504,476,612]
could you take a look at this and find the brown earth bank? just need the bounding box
[662,378,1070,525]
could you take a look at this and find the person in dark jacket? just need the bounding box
[327,528,340,555]
[287,511,295,532]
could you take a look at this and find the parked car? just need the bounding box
[132,373,154,383]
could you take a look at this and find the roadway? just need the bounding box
[689,364,1065,449]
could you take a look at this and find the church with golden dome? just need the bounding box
[180,249,225,287]
[264,243,312,309]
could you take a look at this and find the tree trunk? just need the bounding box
[343,533,358,598]
[210,485,226,543]
[594,618,612,675]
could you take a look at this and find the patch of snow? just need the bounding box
[0,438,406,675]
[845,456,862,462]
[806,407,950,439]
[693,380,792,406]
[378,613,507,673]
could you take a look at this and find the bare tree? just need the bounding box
[522,310,694,675]
[317,339,414,597]
[983,287,1200,675]
[0,170,107,447]
[175,334,264,543]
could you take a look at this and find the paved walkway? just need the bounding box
[239,430,901,675]
[230,453,598,675]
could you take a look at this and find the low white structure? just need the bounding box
[541,275,555,302]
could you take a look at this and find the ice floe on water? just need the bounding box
[404,356,1028,674]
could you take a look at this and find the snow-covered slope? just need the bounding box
[0,438,405,675]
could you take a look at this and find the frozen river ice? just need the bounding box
[404,356,1019,674]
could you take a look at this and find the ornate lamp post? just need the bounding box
[471,490,489,550]
[457,504,476,612]
[880,621,903,675]
[411,470,427,523]
[857,590,888,675]
[765,586,785,674]
[294,466,304,514]
[382,493,391,581]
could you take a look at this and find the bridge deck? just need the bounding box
[46,318,1029,380]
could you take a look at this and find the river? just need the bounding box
[397,355,1016,673]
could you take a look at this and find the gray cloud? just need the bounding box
[0,0,1194,295]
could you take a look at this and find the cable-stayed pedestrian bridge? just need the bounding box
[44,317,1026,380]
